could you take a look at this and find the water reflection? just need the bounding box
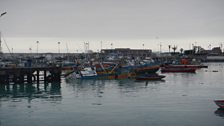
[67,79,142,93]
[66,79,166,100]
[0,83,62,102]
[67,79,106,91]
[214,108,224,118]
[66,78,166,89]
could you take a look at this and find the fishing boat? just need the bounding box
[94,62,117,75]
[134,61,160,74]
[135,74,165,81]
[161,67,196,73]
[61,61,77,71]
[66,63,134,80]
[214,100,224,108]
[66,67,98,79]
[114,65,136,79]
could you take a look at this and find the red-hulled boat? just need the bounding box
[161,67,196,73]
[214,100,224,108]
[164,64,208,69]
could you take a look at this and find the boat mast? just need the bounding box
[0,31,2,53]
[0,12,7,53]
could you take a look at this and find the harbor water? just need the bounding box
[0,63,224,126]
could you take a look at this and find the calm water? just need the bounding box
[0,63,224,126]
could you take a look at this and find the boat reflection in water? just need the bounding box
[0,82,62,103]
[214,108,224,118]
[65,78,166,100]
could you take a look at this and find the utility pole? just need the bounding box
[29,47,32,53]
[100,41,102,51]
[58,42,61,53]
[111,43,113,49]
[36,41,39,54]
[159,42,162,54]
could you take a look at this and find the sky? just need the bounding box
[0,0,224,53]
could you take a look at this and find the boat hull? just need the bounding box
[66,71,135,80]
[165,65,208,69]
[161,68,196,73]
[214,100,224,108]
[135,65,160,74]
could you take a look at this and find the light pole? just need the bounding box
[159,42,162,54]
[142,43,144,50]
[29,47,32,53]
[36,41,39,54]
[111,43,113,49]
[58,42,60,53]
[100,41,102,52]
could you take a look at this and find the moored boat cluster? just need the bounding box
[64,57,208,81]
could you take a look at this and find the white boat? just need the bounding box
[66,67,97,79]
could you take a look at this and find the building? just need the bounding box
[101,48,152,57]
[210,47,222,55]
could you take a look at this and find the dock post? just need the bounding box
[19,83,25,92]
[6,84,10,92]
[5,75,9,85]
[13,74,17,84]
[19,74,24,84]
[27,73,32,84]
[36,70,40,84]
[44,70,47,82]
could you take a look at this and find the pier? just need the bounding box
[0,67,62,84]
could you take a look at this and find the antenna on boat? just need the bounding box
[0,31,2,53]
[1,32,13,57]
[0,12,7,53]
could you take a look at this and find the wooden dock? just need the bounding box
[0,66,62,84]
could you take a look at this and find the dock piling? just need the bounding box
[0,67,62,85]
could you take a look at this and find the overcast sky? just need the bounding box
[1,0,224,53]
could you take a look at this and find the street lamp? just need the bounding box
[29,47,32,53]
[100,41,102,51]
[36,41,39,54]
[159,42,162,54]
[111,43,113,49]
[58,42,60,53]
